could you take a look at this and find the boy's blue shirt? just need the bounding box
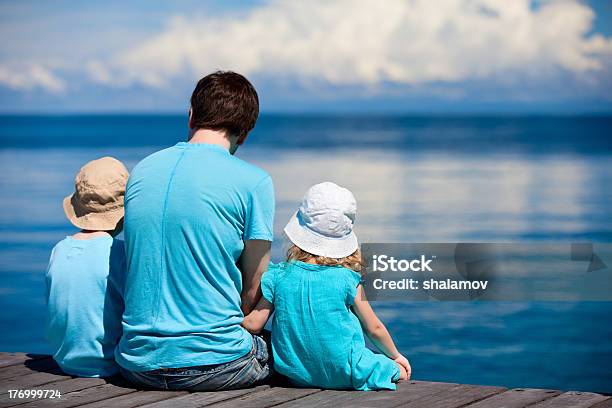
[45,235,126,377]
[262,261,400,391]
[116,142,275,371]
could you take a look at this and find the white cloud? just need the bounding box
[97,0,612,88]
[0,64,66,93]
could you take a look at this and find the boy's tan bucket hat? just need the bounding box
[63,157,129,231]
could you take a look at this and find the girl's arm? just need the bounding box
[242,297,274,334]
[352,284,411,378]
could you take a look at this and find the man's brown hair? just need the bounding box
[190,71,259,140]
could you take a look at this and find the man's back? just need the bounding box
[116,142,274,371]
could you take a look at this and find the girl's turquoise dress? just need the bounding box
[261,261,400,391]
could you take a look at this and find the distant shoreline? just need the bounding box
[1,112,612,118]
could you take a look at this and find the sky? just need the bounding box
[0,0,611,114]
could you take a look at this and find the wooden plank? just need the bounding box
[1,354,609,408]
[207,386,322,408]
[358,381,479,408]
[272,388,372,407]
[76,390,189,408]
[0,359,59,381]
[0,355,48,370]
[139,385,270,408]
[274,380,463,408]
[462,388,561,408]
[590,399,612,408]
[0,370,69,393]
[401,383,506,408]
[528,391,610,408]
[15,383,136,408]
[0,377,105,408]
[0,366,51,382]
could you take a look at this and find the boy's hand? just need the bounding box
[394,354,411,380]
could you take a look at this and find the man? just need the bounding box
[116,71,274,391]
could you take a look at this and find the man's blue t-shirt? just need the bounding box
[45,235,126,377]
[116,142,275,371]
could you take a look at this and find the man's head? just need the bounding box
[189,71,259,150]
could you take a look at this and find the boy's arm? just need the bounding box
[352,285,412,378]
[239,239,271,315]
[242,297,274,334]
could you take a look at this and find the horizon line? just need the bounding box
[1,111,612,117]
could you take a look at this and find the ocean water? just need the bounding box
[1,115,611,392]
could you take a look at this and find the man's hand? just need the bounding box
[239,240,271,315]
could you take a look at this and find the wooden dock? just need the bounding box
[0,353,609,408]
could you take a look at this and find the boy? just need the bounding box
[45,157,128,377]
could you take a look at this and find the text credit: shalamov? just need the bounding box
[360,243,611,301]
[371,254,489,292]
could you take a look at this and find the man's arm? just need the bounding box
[239,239,271,315]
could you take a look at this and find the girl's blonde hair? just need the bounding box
[286,244,363,274]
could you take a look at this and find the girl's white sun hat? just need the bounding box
[284,182,358,259]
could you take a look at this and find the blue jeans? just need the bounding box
[119,334,272,391]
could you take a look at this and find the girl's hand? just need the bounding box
[394,354,411,380]
[397,363,408,381]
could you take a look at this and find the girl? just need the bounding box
[243,182,411,391]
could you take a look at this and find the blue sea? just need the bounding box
[1,114,611,392]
